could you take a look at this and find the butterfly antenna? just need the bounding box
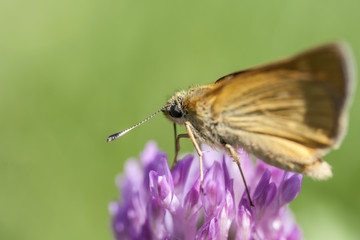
[107,105,168,142]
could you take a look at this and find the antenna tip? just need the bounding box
[106,134,118,142]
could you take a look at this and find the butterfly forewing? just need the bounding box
[188,43,352,178]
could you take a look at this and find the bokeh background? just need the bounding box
[1,0,359,239]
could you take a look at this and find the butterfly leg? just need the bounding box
[185,121,205,194]
[173,133,189,168]
[225,144,254,207]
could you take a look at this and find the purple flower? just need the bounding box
[109,141,303,240]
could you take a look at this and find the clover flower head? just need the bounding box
[109,141,303,240]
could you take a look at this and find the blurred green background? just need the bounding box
[1,0,359,239]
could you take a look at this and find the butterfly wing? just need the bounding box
[194,43,353,178]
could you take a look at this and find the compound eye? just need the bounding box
[169,104,183,118]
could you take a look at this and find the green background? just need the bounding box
[1,0,359,239]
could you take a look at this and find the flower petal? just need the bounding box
[184,179,202,219]
[201,162,225,218]
[196,218,219,240]
[253,169,271,208]
[172,154,194,195]
[148,198,168,239]
[140,141,159,167]
[281,174,303,204]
